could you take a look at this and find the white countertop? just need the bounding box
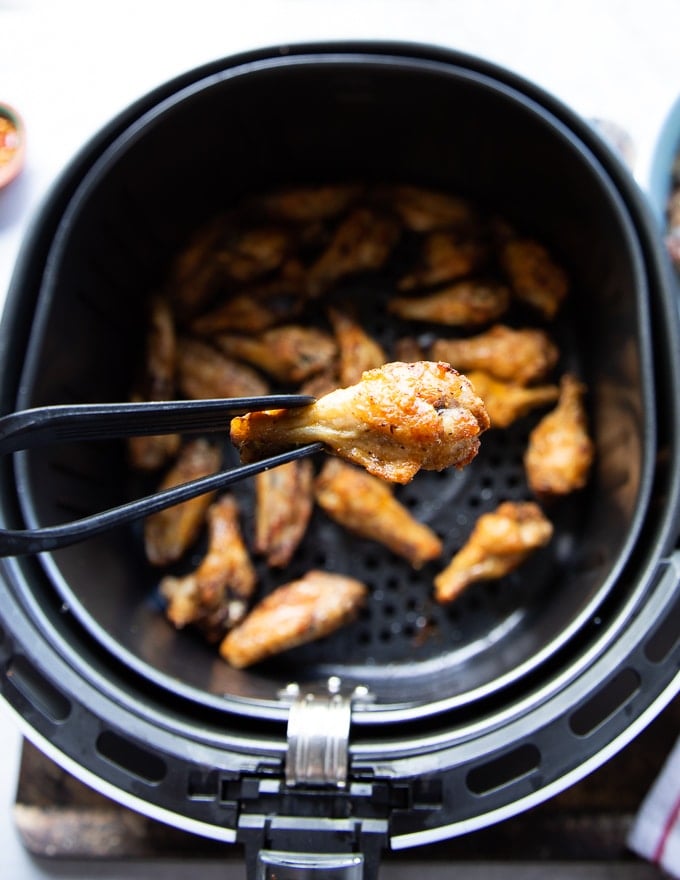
[0,0,679,876]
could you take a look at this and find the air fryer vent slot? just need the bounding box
[6,655,71,724]
[569,667,641,737]
[644,593,680,664]
[96,729,167,784]
[466,743,541,795]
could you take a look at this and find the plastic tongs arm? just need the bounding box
[0,395,322,557]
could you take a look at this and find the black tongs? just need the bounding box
[0,395,322,557]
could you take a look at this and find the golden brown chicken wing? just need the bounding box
[128,295,181,471]
[176,337,269,399]
[466,370,560,429]
[305,207,401,296]
[382,184,478,232]
[165,215,231,317]
[327,305,387,387]
[524,374,594,497]
[254,459,315,567]
[499,237,569,319]
[397,230,489,291]
[144,439,222,566]
[214,324,337,384]
[220,570,367,668]
[315,458,442,567]
[255,183,364,221]
[160,494,257,640]
[230,361,490,484]
[388,279,510,326]
[430,324,559,385]
[434,500,553,603]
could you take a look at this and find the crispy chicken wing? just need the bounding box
[254,459,315,567]
[220,570,367,668]
[160,494,257,640]
[315,458,442,567]
[499,237,569,319]
[214,324,337,384]
[382,185,478,232]
[231,361,490,484]
[430,324,559,385]
[305,207,401,296]
[128,295,181,471]
[466,370,559,428]
[524,374,594,497]
[434,501,553,603]
[144,439,222,566]
[327,305,387,386]
[388,279,510,326]
[397,230,489,290]
[176,337,269,399]
[255,183,364,222]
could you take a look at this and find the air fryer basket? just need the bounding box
[1,43,679,879]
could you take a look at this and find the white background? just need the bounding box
[0,0,679,877]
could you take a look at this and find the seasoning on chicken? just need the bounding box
[230,361,490,484]
[144,439,222,566]
[382,184,478,232]
[315,458,442,568]
[430,324,559,385]
[524,374,594,497]
[466,370,560,429]
[327,305,387,386]
[176,337,269,399]
[160,494,256,640]
[254,459,315,567]
[397,230,489,291]
[388,279,510,326]
[434,501,553,603]
[220,570,367,668]
[128,294,181,471]
[305,207,401,296]
[214,324,337,384]
[499,237,569,319]
[255,183,364,221]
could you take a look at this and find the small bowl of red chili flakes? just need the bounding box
[0,103,26,191]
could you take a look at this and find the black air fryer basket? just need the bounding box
[1,43,680,880]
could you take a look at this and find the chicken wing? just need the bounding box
[430,324,559,385]
[220,570,367,668]
[128,294,180,471]
[388,279,510,326]
[466,370,559,428]
[382,184,478,232]
[305,207,401,296]
[144,439,222,566]
[434,500,553,603]
[214,324,337,383]
[397,230,489,290]
[254,459,315,567]
[499,237,569,319]
[176,337,269,399]
[189,263,306,335]
[230,361,490,484]
[160,494,257,640]
[524,374,594,497]
[255,183,364,221]
[167,217,293,317]
[327,305,387,386]
[315,458,442,568]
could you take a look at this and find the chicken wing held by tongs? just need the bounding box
[230,360,490,484]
